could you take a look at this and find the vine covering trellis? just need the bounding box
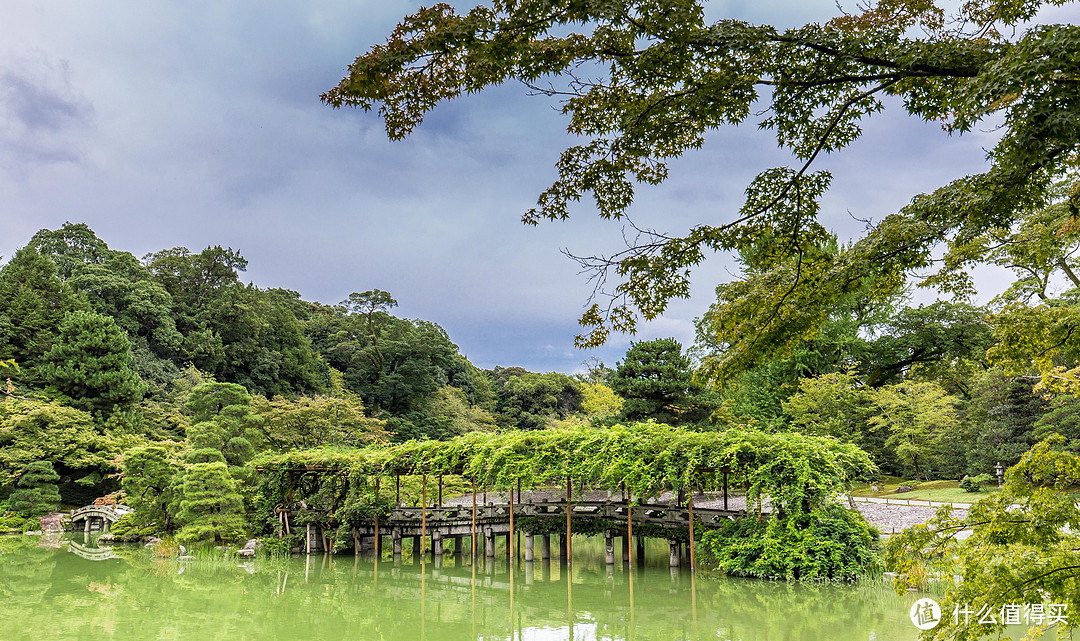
[253,423,876,539]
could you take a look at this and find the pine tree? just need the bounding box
[8,461,61,517]
[38,310,146,417]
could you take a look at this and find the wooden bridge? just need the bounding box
[287,496,747,568]
[69,504,132,533]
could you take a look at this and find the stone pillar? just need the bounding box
[412,535,421,560]
[558,533,568,560]
[622,533,630,564]
[84,518,90,534]
[636,536,645,565]
[453,535,463,558]
[393,528,402,558]
[604,530,615,565]
[432,530,443,556]
[485,527,495,557]
[669,539,680,567]
[524,532,534,562]
[540,534,551,560]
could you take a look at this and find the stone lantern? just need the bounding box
[994,462,1004,489]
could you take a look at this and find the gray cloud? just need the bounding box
[2,0,1071,374]
[0,54,94,165]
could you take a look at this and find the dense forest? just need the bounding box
[1,221,1078,550]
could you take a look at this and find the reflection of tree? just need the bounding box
[0,537,916,640]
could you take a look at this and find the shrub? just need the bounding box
[699,503,882,581]
[0,514,27,532]
[959,473,993,492]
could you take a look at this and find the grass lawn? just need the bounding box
[851,477,1000,504]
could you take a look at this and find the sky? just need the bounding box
[2,1,1076,374]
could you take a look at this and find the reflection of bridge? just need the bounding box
[296,498,746,568]
[67,538,118,561]
[69,505,132,533]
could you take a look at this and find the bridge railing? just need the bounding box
[389,500,745,529]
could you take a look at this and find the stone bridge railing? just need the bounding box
[69,504,133,532]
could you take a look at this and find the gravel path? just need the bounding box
[443,489,961,534]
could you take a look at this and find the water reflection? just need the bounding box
[0,534,948,640]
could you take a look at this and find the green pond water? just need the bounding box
[0,533,958,640]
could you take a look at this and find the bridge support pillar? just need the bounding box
[524,532,534,562]
[540,534,550,560]
[432,530,443,556]
[84,518,91,534]
[484,527,495,558]
[452,535,463,558]
[604,530,615,565]
[669,539,680,567]
[392,528,402,559]
[558,533,567,560]
[636,536,645,565]
[622,533,630,564]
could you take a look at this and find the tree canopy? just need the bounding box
[325,0,1079,382]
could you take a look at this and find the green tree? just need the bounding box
[38,310,147,418]
[27,222,111,282]
[251,392,388,450]
[862,301,993,392]
[1033,393,1080,453]
[183,382,259,473]
[174,461,247,544]
[609,338,717,425]
[0,247,82,370]
[784,371,884,462]
[580,382,623,420]
[7,461,61,518]
[963,368,1045,475]
[869,381,957,480]
[330,0,1079,373]
[121,445,181,531]
[0,399,115,501]
[886,435,1080,640]
[495,370,583,430]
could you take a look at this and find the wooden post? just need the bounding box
[627,496,633,566]
[471,477,478,559]
[395,474,400,506]
[509,481,516,563]
[688,493,696,571]
[374,477,381,557]
[565,477,572,566]
[421,474,428,557]
[438,475,443,508]
[723,468,729,511]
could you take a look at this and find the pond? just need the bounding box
[0,533,984,640]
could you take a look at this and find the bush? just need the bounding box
[0,514,28,532]
[108,513,160,541]
[699,503,882,581]
[960,473,993,492]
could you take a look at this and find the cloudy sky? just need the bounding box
[3,1,1075,373]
